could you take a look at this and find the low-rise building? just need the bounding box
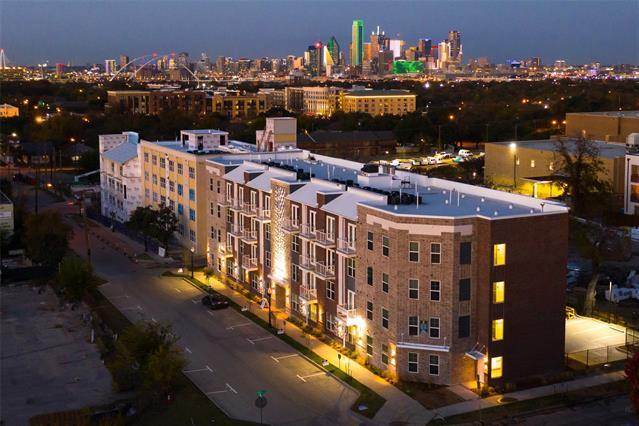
[297,130,396,160]
[484,138,626,199]
[565,111,639,143]
[302,86,339,116]
[0,103,19,118]
[106,90,151,114]
[624,133,639,215]
[339,89,417,116]
[0,191,14,237]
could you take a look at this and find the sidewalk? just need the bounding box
[194,271,436,425]
[434,370,627,419]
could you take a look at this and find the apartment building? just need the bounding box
[624,133,639,215]
[210,92,271,119]
[206,135,569,388]
[99,131,143,222]
[302,86,339,116]
[339,90,417,116]
[106,90,151,114]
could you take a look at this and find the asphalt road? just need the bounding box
[65,213,360,425]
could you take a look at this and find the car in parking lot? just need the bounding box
[201,294,230,310]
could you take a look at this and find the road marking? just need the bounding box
[226,322,252,330]
[109,295,130,299]
[174,288,182,293]
[247,336,273,344]
[185,347,192,354]
[183,365,213,374]
[206,389,227,395]
[207,311,215,317]
[226,383,238,394]
[151,317,158,323]
[120,305,143,311]
[191,299,199,304]
[270,354,299,363]
[296,372,325,382]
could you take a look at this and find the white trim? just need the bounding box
[397,342,451,352]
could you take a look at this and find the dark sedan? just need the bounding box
[201,294,230,310]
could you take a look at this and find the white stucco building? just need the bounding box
[99,131,143,222]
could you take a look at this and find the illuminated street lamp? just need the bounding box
[190,247,195,278]
[509,143,518,188]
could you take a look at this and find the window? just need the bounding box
[367,231,374,250]
[493,281,505,304]
[210,226,216,239]
[458,315,470,338]
[459,278,471,301]
[189,167,195,179]
[159,157,166,168]
[177,184,183,196]
[409,241,419,262]
[209,178,214,191]
[408,352,418,373]
[530,159,536,168]
[169,181,175,192]
[265,251,271,268]
[425,281,440,303]
[189,189,195,201]
[189,208,196,221]
[491,356,503,378]
[291,264,299,282]
[492,319,504,341]
[152,174,157,185]
[291,294,299,312]
[408,316,419,336]
[144,152,149,162]
[366,301,373,320]
[493,243,506,266]
[429,317,440,338]
[381,308,389,329]
[189,229,196,242]
[264,224,270,241]
[292,236,299,253]
[347,258,355,278]
[460,242,471,264]
[382,236,389,257]
[159,177,166,188]
[168,160,174,171]
[177,163,183,175]
[381,344,389,365]
[216,204,221,218]
[429,355,439,376]
[366,266,374,286]
[144,171,149,181]
[430,243,441,264]
[326,281,335,300]
[409,279,419,300]
[366,336,373,356]
[152,155,157,165]
[226,209,233,224]
[382,273,389,293]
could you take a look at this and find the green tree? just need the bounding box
[571,220,604,316]
[151,205,178,249]
[202,266,214,284]
[24,210,72,267]
[56,256,96,301]
[143,345,186,396]
[127,206,155,251]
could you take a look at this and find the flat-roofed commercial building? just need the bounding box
[484,138,626,199]
[106,90,151,114]
[0,104,19,118]
[205,128,569,388]
[339,90,417,116]
[566,111,639,143]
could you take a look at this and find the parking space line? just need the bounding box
[226,383,238,394]
[185,347,192,354]
[246,336,273,344]
[183,365,213,374]
[120,305,143,311]
[270,354,299,363]
[296,372,325,382]
[151,317,158,323]
[191,299,199,304]
[174,288,182,293]
[109,295,130,299]
[206,389,227,395]
[226,322,252,330]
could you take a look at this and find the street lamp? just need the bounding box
[509,143,518,189]
[190,247,195,278]
[266,287,272,328]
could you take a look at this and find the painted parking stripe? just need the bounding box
[174,288,182,293]
[183,365,213,374]
[226,383,238,394]
[296,372,325,382]
[270,354,299,363]
[246,336,273,344]
[226,322,252,330]
[185,347,192,354]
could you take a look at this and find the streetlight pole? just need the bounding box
[266,288,272,328]
[509,143,518,189]
[190,247,195,279]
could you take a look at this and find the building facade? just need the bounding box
[205,139,569,388]
[339,90,417,116]
[0,103,19,118]
[565,111,639,143]
[624,133,639,215]
[302,86,339,116]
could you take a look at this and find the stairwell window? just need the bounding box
[491,356,503,379]
[492,319,504,341]
[493,243,506,266]
[493,281,505,304]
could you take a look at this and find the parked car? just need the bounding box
[423,156,438,165]
[202,294,230,310]
[458,149,473,158]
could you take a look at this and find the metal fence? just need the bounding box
[566,326,639,369]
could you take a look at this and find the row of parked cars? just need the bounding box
[385,150,481,170]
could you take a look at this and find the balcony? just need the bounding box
[230,224,243,237]
[299,223,317,240]
[299,285,318,304]
[241,203,257,216]
[314,261,335,279]
[632,174,639,184]
[219,242,234,258]
[315,230,336,248]
[217,193,232,206]
[282,218,300,233]
[337,238,356,256]
[242,255,258,271]
[228,199,244,212]
[240,229,258,243]
[337,304,356,320]
[256,209,271,222]
[299,255,316,271]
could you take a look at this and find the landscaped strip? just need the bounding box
[175,273,387,419]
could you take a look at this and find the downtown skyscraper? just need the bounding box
[350,19,364,66]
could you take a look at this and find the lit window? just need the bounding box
[493,281,505,304]
[493,244,506,266]
[491,356,503,378]
[492,319,504,341]
[530,159,535,168]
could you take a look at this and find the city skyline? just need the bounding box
[2,0,638,66]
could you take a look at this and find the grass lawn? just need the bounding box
[396,381,465,409]
[179,274,387,419]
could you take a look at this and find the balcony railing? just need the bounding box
[241,229,258,243]
[314,261,335,278]
[256,209,271,221]
[300,223,317,240]
[241,203,257,216]
[299,285,318,303]
[337,304,356,319]
[230,224,243,237]
[315,230,336,247]
[299,255,316,271]
[632,174,639,184]
[219,241,234,257]
[282,218,300,232]
[217,193,232,206]
[242,255,258,270]
[229,199,244,211]
[337,238,356,256]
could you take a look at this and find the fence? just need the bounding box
[85,208,160,254]
[566,326,639,369]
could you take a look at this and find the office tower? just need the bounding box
[119,54,129,71]
[363,43,373,62]
[326,36,341,66]
[55,63,64,79]
[438,40,451,69]
[389,39,405,59]
[104,59,117,75]
[417,39,432,58]
[215,56,226,74]
[351,19,364,66]
[448,30,462,63]
[307,42,324,77]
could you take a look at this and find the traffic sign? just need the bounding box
[255,396,267,408]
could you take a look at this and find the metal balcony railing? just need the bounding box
[337,304,356,319]
[337,238,356,256]
[314,261,335,278]
[242,255,258,270]
[241,229,258,242]
[282,218,300,232]
[257,209,271,221]
[217,193,232,206]
[315,230,335,246]
[299,255,316,271]
[241,203,257,216]
[300,223,317,239]
[300,285,317,302]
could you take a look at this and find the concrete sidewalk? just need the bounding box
[434,370,627,419]
[194,271,436,425]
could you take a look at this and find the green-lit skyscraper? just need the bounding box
[326,36,341,66]
[350,19,364,66]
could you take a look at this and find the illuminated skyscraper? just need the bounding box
[417,39,432,58]
[307,42,324,77]
[350,19,364,66]
[119,54,129,70]
[105,59,117,75]
[326,36,341,66]
[448,30,462,63]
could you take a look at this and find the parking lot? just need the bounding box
[1,284,116,425]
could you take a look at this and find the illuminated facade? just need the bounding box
[206,145,569,387]
[351,19,364,66]
[339,90,417,116]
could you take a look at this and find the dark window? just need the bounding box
[366,301,373,320]
[382,236,389,257]
[458,315,470,338]
[367,231,374,250]
[460,242,472,264]
[459,278,471,301]
[367,267,374,285]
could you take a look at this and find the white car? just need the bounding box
[423,157,438,165]
[458,149,473,158]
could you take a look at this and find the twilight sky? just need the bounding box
[1,0,637,66]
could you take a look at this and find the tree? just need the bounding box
[56,256,96,301]
[571,219,605,316]
[152,205,178,249]
[203,267,214,284]
[552,137,612,217]
[143,345,186,396]
[24,210,72,267]
[127,206,155,251]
